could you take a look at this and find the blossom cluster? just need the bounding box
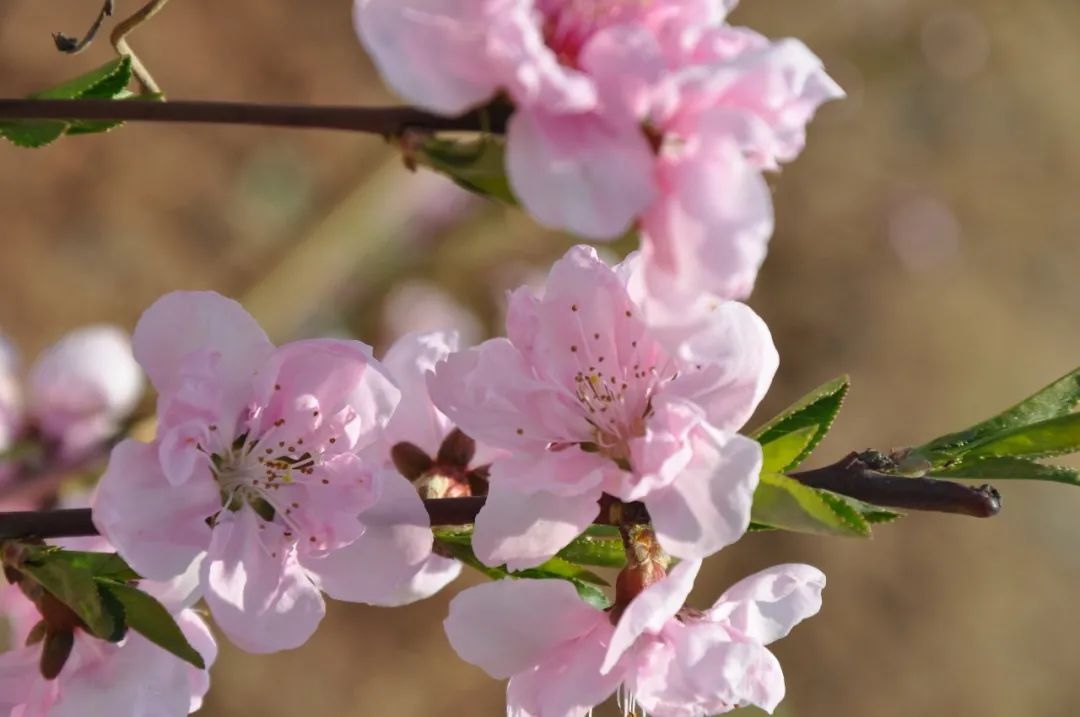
[4,1,842,715]
[356,0,842,323]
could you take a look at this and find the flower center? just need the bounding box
[540,0,655,66]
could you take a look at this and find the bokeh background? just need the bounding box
[3,0,1080,715]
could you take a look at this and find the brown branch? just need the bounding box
[790,452,1001,518]
[0,98,510,136]
[0,451,1001,541]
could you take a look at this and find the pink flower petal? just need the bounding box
[621,398,703,502]
[251,339,400,453]
[707,563,826,645]
[429,338,584,450]
[92,439,218,581]
[646,430,760,560]
[472,478,602,571]
[579,24,671,123]
[507,622,624,717]
[487,0,597,112]
[353,0,500,114]
[601,558,701,674]
[381,330,459,454]
[301,471,433,606]
[680,625,786,713]
[204,506,326,653]
[381,553,463,605]
[640,135,773,308]
[507,109,656,240]
[444,578,604,679]
[133,291,273,399]
[178,610,219,712]
[664,300,779,432]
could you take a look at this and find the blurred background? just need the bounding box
[3,0,1080,715]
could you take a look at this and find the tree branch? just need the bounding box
[790,452,1001,518]
[0,98,510,136]
[0,451,1001,540]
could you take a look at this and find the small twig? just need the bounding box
[0,98,508,136]
[53,0,115,54]
[111,0,172,95]
[790,452,1002,518]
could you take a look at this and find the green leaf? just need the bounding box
[572,581,611,610]
[752,376,849,471]
[1,56,142,148]
[434,531,612,607]
[31,57,132,100]
[954,413,1080,461]
[50,551,140,583]
[751,472,870,537]
[913,367,1080,464]
[414,136,517,204]
[517,557,609,587]
[760,426,817,474]
[16,553,120,641]
[556,534,625,568]
[96,581,205,670]
[931,455,1080,485]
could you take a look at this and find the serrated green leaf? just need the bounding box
[1,57,140,148]
[913,367,1080,463]
[751,472,870,537]
[955,413,1080,461]
[0,120,68,149]
[16,555,119,641]
[752,376,849,470]
[31,57,132,100]
[760,426,817,474]
[414,136,517,204]
[931,455,1080,485]
[96,581,205,670]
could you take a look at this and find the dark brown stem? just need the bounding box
[0,451,1001,540]
[790,452,1001,518]
[0,98,510,136]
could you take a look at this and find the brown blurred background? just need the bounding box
[3,0,1080,715]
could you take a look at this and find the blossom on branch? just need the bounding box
[26,326,143,460]
[354,0,841,316]
[349,330,503,603]
[444,560,825,716]
[429,246,777,569]
[91,291,435,653]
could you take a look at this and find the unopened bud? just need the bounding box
[391,441,434,481]
[437,428,476,468]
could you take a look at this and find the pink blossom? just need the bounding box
[429,246,776,569]
[92,291,434,652]
[329,330,481,605]
[27,325,143,460]
[445,560,824,716]
[354,0,841,307]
